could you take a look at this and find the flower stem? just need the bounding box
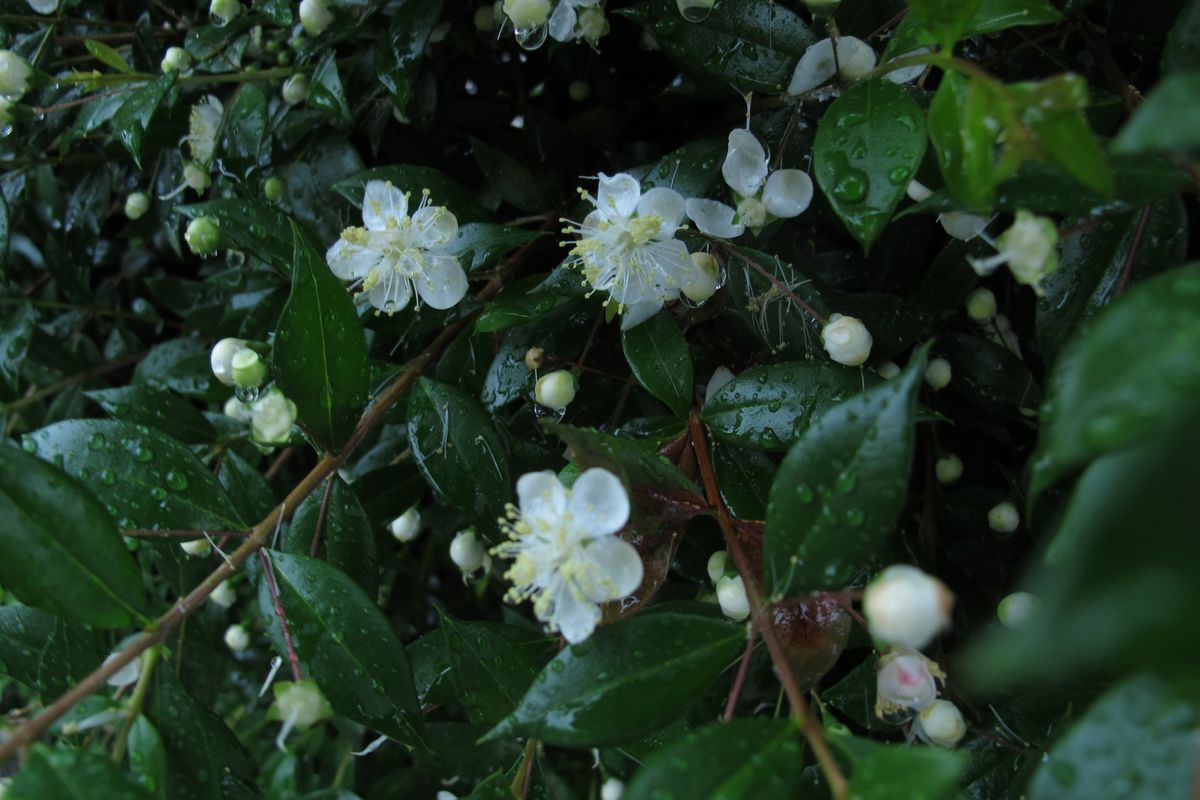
[110,645,160,764]
[258,549,304,682]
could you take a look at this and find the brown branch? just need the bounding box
[258,549,303,682]
[1116,204,1152,295]
[309,475,336,558]
[723,628,758,722]
[264,447,296,482]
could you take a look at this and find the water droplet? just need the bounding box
[887,166,911,185]
[88,432,107,451]
[165,471,189,491]
[832,169,868,203]
[514,23,548,50]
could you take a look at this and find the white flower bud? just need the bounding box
[836,36,877,82]
[924,358,952,390]
[210,338,246,386]
[906,180,933,202]
[27,0,59,14]
[997,210,1058,291]
[940,211,988,241]
[390,507,422,543]
[504,0,551,29]
[916,699,966,748]
[682,252,720,303]
[934,454,963,484]
[704,366,735,401]
[965,288,996,322]
[875,649,940,717]
[997,591,1038,629]
[210,579,237,608]
[876,361,900,380]
[576,7,608,43]
[601,778,625,800]
[450,529,488,573]
[524,346,545,370]
[735,195,767,230]
[209,0,242,25]
[231,348,267,388]
[250,388,297,445]
[124,192,150,220]
[437,793,458,800]
[299,0,334,36]
[716,574,750,621]
[568,80,590,102]
[183,162,211,194]
[224,397,253,422]
[224,624,250,651]
[181,538,211,557]
[282,74,309,106]
[103,653,142,688]
[160,46,192,73]
[535,370,576,411]
[271,680,332,729]
[821,314,873,367]
[185,216,221,256]
[706,550,728,585]
[0,51,32,100]
[863,565,953,650]
[987,501,1020,533]
[474,5,496,32]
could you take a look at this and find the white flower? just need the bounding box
[269,680,333,751]
[535,370,577,411]
[326,180,468,315]
[104,653,142,687]
[124,192,150,220]
[685,129,813,239]
[299,0,334,35]
[676,0,716,19]
[875,649,942,719]
[965,287,996,322]
[186,95,223,166]
[705,550,728,584]
[914,699,966,748]
[211,337,247,386]
[934,454,963,484]
[504,0,552,29]
[787,36,876,96]
[877,361,901,380]
[704,366,734,402]
[223,397,253,423]
[0,51,33,100]
[821,313,872,366]
[26,0,59,13]
[160,46,191,73]
[282,74,309,106]
[210,579,237,608]
[600,778,625,800]
[250,387,297,445]
[224,624,250,651]
[924,357,951,390]
[997,591,1038,629]
[863,565,953,650]
[987,501,1020,534]
[390,507,422,542]
[565,173,697,330]
[450,529,490,573]
[968,210,1058,294]
[716,574,750,621]
[181,538,211,557]
[494,469,643,643]
[905,180,933,203]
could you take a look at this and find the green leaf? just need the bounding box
[966,0,1062,34]
[22,419,244,531]
[9,746,151,800]
[711,443,775,519]
[407,377,511,526]
[763,348,927,598]
[273,223,370,451]
[451,223,542,272]
[375,0,443,113]
[485,613,743,747]
[701,361,874,452]
[629,138,727,198]
[127,716,168,800]
[907,0,983,50]
[0,299,35,389]
[1030,264,1200,499]
[830,728,965,799]
[86,386,217,445]
[219,83,268,179]
[1164,0,1200,71]
[85,39,134,73]
[928,71,1002,209]
[0,606,107,697]
[813,79,927,251]
[0,192,9,278]
[937,333,1041,411]
[259,552,425,746]
[1114,69,1200,155]
[1027,109,1114,198]
[475,274,584,334]
[440,615,556,726]
[469,137,548,213]
[284,476,379,596]
[622,312,694,418]
[1027,676,1198,799]
[623,719,806,800]
[110,73,176,168]
[0,446,149,626]
[309,51,351,120]
[178,198,295,271]
[333,164,488,223]
[545,422,698,492]
[217,450,275,522]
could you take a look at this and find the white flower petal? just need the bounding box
[568,468,629,536]
[326,237,383,280]
[788,38,837,96]
[362,180,408,231]
[414,254,468,309]
[517,471,568,525]
[884,47,932,84]
[636,187,685,236]
[722,129,769,197]
[939,211,989,241]
[26,0,58,13]
[412,205,459,249]
[596,173,641,219]
[548,0,577,41]
[365,268,413,313]
[685,198,745,239]
[620,300,663,330]
[546,580,602,643]
[579,536,644,602]
[644,238,698,292]
[835,36,877,82]
[762,169,814,218]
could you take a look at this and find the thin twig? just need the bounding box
[258,549,303,682]
[718,245,828,325]
[309,476,336,558]
[723,629,758,722]
[1116,205,1152,295]
[265,447,296,482]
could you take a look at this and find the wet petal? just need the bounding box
[517,470,568,525]
[579,536,644,602]
[620,299,663,330]
[326,235,383,280]
[365,268,413,314]
[596,172,641,219]
[414,254,468,309]
[412,205,459,250]
[548,0,576,41]
[884,47,933,84]
[546,580,602,643]
[637,187,685,235]
[762,169,814,218]
[362,180,408,231]
[722,128,769,196]
[836,36,877,81]
[788,38,837,95]
[568,468,629,536]
[685,198,745,239]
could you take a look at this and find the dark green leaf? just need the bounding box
[475,274,584,334]
[629,138,726,198]
[966,0,1062,34]
[545,422,698,491]
[219,83,268,178]
[85,39,134,73]
[309,51,351,120]
[711,442,775,519]
[928,72,1002,209]
[1164,0,1200,71]
[1114,69,1200,155]
[217,450,274,522]
[9,746,151,800]
[830,728,965,799]
[1027,109,1114,198]
[284,476,379,596]
[907,0,983,49]
[440,615,556,726]
[0,299,35,389]
[0,607,107,697]
[375,0,443,113]
[110,73,176,168]
[86,386,217,445]
[451,223,541,272]
[127,716,168,800]
[937,333,1041,411]
[469,137,548,213]
[622,312,694,418]
[178,198,295,271]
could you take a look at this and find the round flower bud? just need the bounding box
[281,74,309,106]
[906,180,933,203]
[504,0,552,29]
[940,211,988,241]
[450,529,488,573]
[264,176,285,201]
[877,361,900,380]
[916,699,966,748]
[577,7,608,43]
[0,51,33,100]
[924,358,952,390]
[210,338,246,386]
[474,5,496,32]
[682,252,720,303]
[535,370,576,411]
[863,565,953,650]
[270,680,333,730]
[250,387,297,444]
[716,574,750,621]
[160,46,192,73]
[27,0,59,14]
[181,538,212,557]
[299,0,334,36]
[568,80,590,103]
[835,36,877,82]
[821,314,873,367]
[210,579,237,608]
[209,0,242,26]
[104,653,142,688]
[224,624,250,652]
[124,192,150,220]
[965,287,997,322]
[987,501,1020,534]
[934,454,963,484]
[524,346,545,370]
[231,348,267,389]
[875,649,939,717]
[706,550,728,585]
[183,162,211,194]
[997,591,1038,629]
[735,195,767,230]
[223,396,253,422]
[390,507,422,543]
[998,210,1058,291]
[601,778,625,800]
[185,216,221,256]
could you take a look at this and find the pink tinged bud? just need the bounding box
[875,650,940,719]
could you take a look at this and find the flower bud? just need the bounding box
[601,778,625,800]
[437,793,457,800]
[863,565,953,650]
[450,529,488,573]
[821,314,873,367]
[124,192,150,220]
[224,623,250,651]
[231,348,267,388]
[915,699,966,748]
[940,211,988,241]
[523,346,545,370]
[282,74,309,106]
[183,162,211,194]
[224,396,253,422]
[210,338,246,386]
[934,454,963,484]
[706,550,728,585]
[27,0,59,14]
[705,366,734,401]
[965,287,996,322]
[160,46,192,73]
[905,180,933,203]
[264,176,285,201]
[390,507,422,543]
[270,680,333,730]
[682,252,720,304]
[576,7,608,43]
[185,216,221,256]
[716,574,750,621]
[504,0,551,29]
[835,36,877,82]
[997,591,1038,629]
[997,210,1058,292]
[735,195,767,230]
[181,538,212,557]
[474,5,496,32]
[987,501,1019,533]
[103,652,142,688]
[250,387,297,444]
[209,0,242,26]
[299,0,334,36]
[210,579,237,608]
[924,358,951,390]
[875,649,940,718]
[877,361,900,380]
[568,80,590,102]
[0,51,32,100]
[535,370,576,411]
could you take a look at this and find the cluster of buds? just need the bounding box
[706,550,750,621]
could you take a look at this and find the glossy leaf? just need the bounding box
[85,39,134,72]
[475,274,584,334]
[9,746,151,800]
[0,606,108,697]
[86,386,217,445]
[1114,69,1200,155]
[110,73,175,168]
[284,476,379,596]
[711,442,775,520]
[470,137,548,213]
[831,729,965,799]
[219,83,268,178]
[545,422,698,491]
[309,51,351,120]
[928,71,1002,209]
[966,0,1062,34]
[0,299,35,389]
[216,450,275,523]
[452,223,542,272]
[907,0,982,49]
[622,312,694,418]
[937,333,1041,411]
[1026,109,1114,199]
[375,0,442,113]
[440,615,557,726]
